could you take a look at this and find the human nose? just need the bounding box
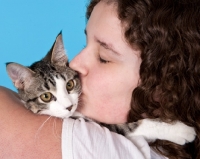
[69,50,88,76]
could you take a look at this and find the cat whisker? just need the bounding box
[34,116,52,141]
[52,117,62,139]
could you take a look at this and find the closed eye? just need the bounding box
[99,56,110,64]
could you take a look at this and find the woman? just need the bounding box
[0,0,199,158]
[73,0,200,158]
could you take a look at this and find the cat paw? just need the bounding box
[162,120,196,145]
[126,119,196,145]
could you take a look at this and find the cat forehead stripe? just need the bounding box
[44,82,50,90]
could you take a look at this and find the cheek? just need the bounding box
[85,73,132,122]
[80,65,139,123]
[87,71,117,98]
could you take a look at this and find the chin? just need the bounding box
[40,110,73,119]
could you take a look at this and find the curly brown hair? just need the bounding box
[87,0,200,158]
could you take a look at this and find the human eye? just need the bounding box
[98,55,110,64]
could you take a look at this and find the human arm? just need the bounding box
[0,86,62,159]
[0,86,151,159]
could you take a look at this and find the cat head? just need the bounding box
[6,32,81,118]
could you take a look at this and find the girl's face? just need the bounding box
[70,1,141,124]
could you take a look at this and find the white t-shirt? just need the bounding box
[62,118,167,159]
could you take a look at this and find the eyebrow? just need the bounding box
[97,39,121,56]
[84,29,121,56]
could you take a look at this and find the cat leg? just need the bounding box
[126,119,196,145]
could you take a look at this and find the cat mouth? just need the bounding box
[66,105,73,111]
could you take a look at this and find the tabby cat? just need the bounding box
[6,32,196,145]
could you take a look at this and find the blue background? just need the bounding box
[0,0,88,90]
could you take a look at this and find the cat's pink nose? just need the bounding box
[66,105,73,111]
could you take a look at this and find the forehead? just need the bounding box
[86,1,122,40]
[86,1,141,57]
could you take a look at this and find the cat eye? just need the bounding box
[40,92,52,103]
[66,79,74,92]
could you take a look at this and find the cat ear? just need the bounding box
[43,32,69,67]
[6,63,35,90]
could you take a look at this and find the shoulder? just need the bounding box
[0,86,27,115]
[0,86,19,101]
[0,86,62,158]
[0,86,24,115]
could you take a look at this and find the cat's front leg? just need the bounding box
[126,119,196,145]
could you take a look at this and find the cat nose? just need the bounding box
[66,105,73,111]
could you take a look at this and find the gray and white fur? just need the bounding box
[6,33,81,118]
